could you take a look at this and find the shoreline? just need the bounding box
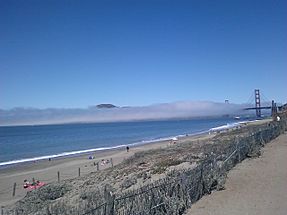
[0,131,214,206]
[0,130,213,174]
[0,118,270,207]
[0,119,252,168]
[0,132,198,168]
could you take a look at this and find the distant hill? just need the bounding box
[96,104,117,109]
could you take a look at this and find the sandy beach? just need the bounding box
[0,118,274,210]
[0,132,212,207]
[185,132,287,215]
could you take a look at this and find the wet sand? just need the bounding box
[185,132,287,215]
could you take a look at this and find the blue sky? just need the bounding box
[1,0,286,109]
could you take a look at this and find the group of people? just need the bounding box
[23,179,45,190]
[100,159,110,166]
[23,145,132,190]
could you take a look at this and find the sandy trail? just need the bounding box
[185,132,287,215]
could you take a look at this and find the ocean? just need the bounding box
[0,117,249,167]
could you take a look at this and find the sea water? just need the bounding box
[0,117,249,166]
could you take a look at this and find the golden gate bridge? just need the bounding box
[243,89,278,118]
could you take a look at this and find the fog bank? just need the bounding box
[0,101,249,126]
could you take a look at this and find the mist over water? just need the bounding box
[0,101,247,126]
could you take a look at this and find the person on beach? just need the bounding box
[23,179,30,188]
[31,178,37,186]
[126,146,129,152]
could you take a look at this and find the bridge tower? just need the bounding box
[255,89,261,118]
[271,100,277,119]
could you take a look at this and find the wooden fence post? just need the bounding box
[238,144,241,162]
[1,206,3,215]
[110,158,113,168]
[104,186,115,215]
[57,171,60,183]
[12,183,16,197]
[236,139,240,162]
[78,168,81,177]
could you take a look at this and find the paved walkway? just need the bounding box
[185,132,287,215]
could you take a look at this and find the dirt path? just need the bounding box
[185,132,287,215]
